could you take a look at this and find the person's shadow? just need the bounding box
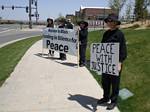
[68,94,98,112]
[34,53,60,60]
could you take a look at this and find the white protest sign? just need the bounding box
[43,28,78,56]
[90,43,119,76]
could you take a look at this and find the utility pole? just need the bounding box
[29,0,39,28]
[29,0,32,29]
[103,8,105,29]
[35,0,38,24]
[1,0,39,29]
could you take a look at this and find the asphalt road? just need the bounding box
[0,24,43,46]
[0,24,25,32]
[0,24,102,47]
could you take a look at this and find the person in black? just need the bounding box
[78,21,88,67]
[47,18,54,56]
[58,19,74,60]
[58,19,67,60]
[66,19,73,29]
[97,13,127,110]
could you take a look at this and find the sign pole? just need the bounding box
[77,30,80,67]
[42,38,44,57]
[29,0,32,29]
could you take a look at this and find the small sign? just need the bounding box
[119,88,134,100]
[90,43,119,76]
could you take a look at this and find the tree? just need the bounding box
[134,0,144,20]
[54,13,65,24]
[143,0,150,20]
[126,1,133,22]
[134,0,150,21]
[143,0,150,9]
[108,0,126,16]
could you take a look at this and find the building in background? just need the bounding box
[75,6,115,27]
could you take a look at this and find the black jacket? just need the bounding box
[47,24,54,28]
[66,22,73,29]
[58,24,65,28]
[101,28,127,63]
[79,28,88,45]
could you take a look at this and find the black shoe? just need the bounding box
[50,53,54,57]
[97,98,109,106]
[61,58,66,61]
[48,53,54,57]
[106,102,116,110]
[49,50,54,56]
[79,64,85,67]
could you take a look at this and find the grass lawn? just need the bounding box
[86,29,150,112]
[0,36,42,86]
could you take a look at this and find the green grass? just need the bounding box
[86,29,150,112]
[0,36,42,86]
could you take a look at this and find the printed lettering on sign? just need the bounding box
[90,43,119,76]
[43,28,78,56]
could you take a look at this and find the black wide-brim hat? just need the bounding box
[104,13,121,25]
[58,18,66,23]
[47,18,53,22]
[78,21,88,27]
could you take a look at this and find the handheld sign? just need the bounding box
[43,28,78,56]
[90,43,119,76]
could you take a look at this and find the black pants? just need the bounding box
[49,50,54,55]
[101,73,121,103]
[79,44,87,65]
[59,53,66,59]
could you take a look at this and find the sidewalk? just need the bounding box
[0,40,120,112]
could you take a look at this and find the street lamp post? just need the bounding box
[29,0,32,29]
[103,8,105,30]
[1,0,38,29]
[35,0,38,24]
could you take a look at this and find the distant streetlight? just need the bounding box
[26,6,29,13]
[29,0,32,29]
[1,0,39,28]
[12,5,15,10]
[2,5,4,10]
[35,1,37,6]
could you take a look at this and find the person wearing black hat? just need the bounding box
[58,18,67,61]
[47,18,55,56]
[58,19,73,60]
[78,21,88,67]
[97,13,127,110]
[66,19,73,29]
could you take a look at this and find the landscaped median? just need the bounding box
[86,29,150,112]
[0,36,42,86]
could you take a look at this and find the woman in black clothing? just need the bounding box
[58,19,67,60]
[97,13,127,110]
[78,21,88,67]
[47,18,54,56]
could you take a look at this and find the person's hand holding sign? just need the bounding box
[118,62,122,72]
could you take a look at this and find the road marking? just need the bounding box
[0,29,15,34]
[0,35,41,48]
